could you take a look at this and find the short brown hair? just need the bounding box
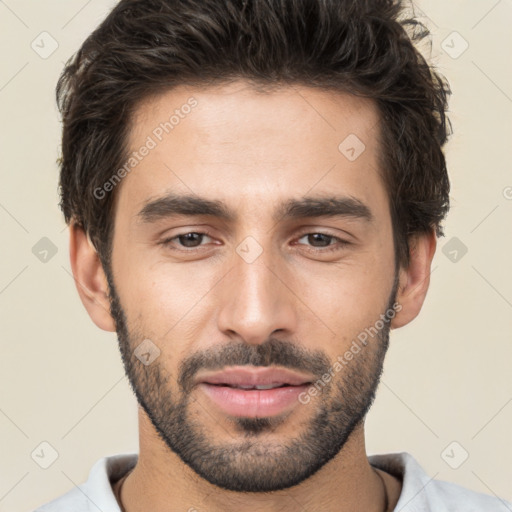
[57,0,451,272]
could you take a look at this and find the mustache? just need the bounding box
[178,338,331,393]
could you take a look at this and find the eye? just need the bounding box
[295,232,350,253]
[160,231,214,252]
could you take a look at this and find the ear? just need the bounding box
[391,230,437,329]
[69,222,116,332]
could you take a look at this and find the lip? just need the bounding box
[196,366,314,418]
[199,383,311,417]
[197,366,314,388]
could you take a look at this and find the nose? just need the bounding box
[216,243,299,346]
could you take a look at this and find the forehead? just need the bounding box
[115,80,386,224]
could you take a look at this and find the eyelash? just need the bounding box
[159,229,350,254]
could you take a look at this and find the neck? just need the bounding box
[117,408,401,512]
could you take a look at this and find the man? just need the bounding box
[35,0,510,510]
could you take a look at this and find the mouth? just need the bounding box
[197,365,314,387]
[196,366,314,418]
[206,382,297,390]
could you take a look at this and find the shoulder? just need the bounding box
[33,453,138,512]
[431,478,511,510]
[34,486,86,512]
[368,451,511,511]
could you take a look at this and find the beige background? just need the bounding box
[1,1,511,510]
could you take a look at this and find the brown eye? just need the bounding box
[176,232,206,248]
[160,231,214,251]
[296,232,350,253]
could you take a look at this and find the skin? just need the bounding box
[70,80,436,511]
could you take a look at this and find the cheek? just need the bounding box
[301,272,389,340]
[289,249,394,350]
[116,261,217,340]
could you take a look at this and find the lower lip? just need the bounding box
[199,383,310,417]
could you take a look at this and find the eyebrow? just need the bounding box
[136,192,374,225]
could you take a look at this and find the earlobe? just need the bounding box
[69,222,116,332]
[390,230,437,329]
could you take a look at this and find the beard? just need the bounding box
[104,263,399,493]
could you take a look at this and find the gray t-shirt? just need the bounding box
[34,451,511,511]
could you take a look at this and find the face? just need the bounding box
[105,81,399,492]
